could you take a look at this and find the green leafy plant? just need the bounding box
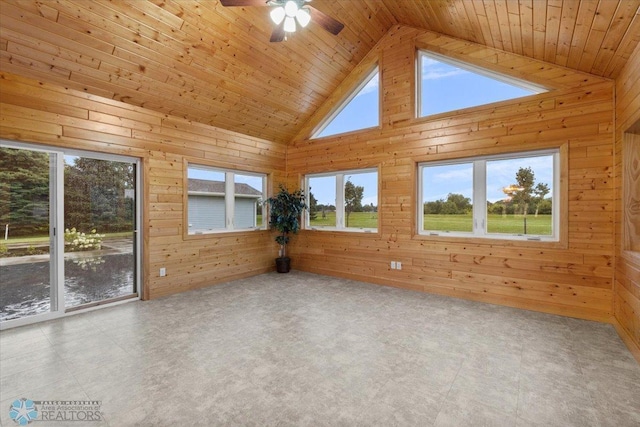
[265,184,307,258]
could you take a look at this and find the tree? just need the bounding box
[445,193,472,214]
[424,199,443,214]
[506,167,535,216]
[424,193,471,215]
[344,179,364,227]
[64,158,135,233]
[308,190,318,221]
[533,182,550,217]
[0,148,50,237]
[362,203,377,213]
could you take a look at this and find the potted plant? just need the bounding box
[266,184,307,273]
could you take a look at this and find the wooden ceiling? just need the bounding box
[1,0,639,144]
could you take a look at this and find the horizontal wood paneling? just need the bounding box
[614,40,640,362]
[0,71,286,300]
[288,28,616,323]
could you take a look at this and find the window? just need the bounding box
[313,66,380,139]
[306,169,378,232]
[417,51,546,118]
[187,164,266,234]
[419,149,559,241]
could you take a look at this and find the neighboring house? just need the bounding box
[188,179,262,232]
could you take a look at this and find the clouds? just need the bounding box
[423,163,473,201]
[430,165,473,182]
[421,57,468,81]
[355,71,379,97]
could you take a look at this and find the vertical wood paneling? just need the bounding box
[288,27,616,323]
[0,71,286,300]
[614,40,640,362]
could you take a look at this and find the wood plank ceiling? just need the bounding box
[1,0,639,144]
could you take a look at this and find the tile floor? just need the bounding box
[1,271,639,426]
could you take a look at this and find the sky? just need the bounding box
[419,55,537,117]
[315,70,380,139]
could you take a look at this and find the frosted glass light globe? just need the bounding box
[284,1,299,17]
[270,7,285,25]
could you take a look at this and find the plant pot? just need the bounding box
[275,257,291,273]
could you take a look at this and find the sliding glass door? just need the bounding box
[0,146,59,322]
[0,142,140,328]
[63,155,137,309]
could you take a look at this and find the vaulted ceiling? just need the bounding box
[1,0,639,144]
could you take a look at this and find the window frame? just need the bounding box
[185,162,267,236]
[417,148,562,243]
[416,50,548,119]
[304,168,379,233]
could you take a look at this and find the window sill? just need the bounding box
[305,227,379,235]
[413,232,566,249]
[185,228,267,240]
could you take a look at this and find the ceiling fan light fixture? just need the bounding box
[270,6,285,25]
[284,16,296,32]
[284,1,299,17]
[296,7,311,28]
[269,6,286,25]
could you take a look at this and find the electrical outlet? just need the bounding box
[390,261,396,269]
[159,267,166,277]
[396,262,402,270]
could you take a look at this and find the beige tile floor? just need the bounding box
[1,271,639,426]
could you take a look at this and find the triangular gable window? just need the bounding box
[418,51,547,118]
[313,66,379,139]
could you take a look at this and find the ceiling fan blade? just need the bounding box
[270,22,285,42]
[308,5,344,35]
[220,0,269,6]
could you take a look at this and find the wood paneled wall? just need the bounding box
[0,20,635,358]
[614,40,640,361]
[288,27,616,322]
[0,72,286,299]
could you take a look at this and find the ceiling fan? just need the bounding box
[220,0,345,42]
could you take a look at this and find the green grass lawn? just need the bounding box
[425,214,552,235]
[309,212,378,228]
[308,212,551,235]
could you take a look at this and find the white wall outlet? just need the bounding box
[390,261,396,269]
[159,267,166,277]
[396,262,402,270]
